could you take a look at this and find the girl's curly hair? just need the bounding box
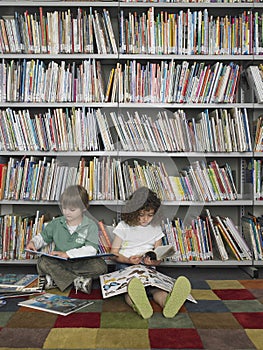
[121,187,161,226]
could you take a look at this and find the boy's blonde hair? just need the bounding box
[60,185,89,210]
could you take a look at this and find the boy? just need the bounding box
[26,185,107,293]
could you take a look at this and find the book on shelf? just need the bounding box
[241,215,263,261]
[99,264,196,304]
[213,216,252,261]
[24,249,115,261]
[18,293,93,316]
[246,66,263,103]
[144,244,176,261]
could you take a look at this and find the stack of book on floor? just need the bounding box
[0,273,43,299]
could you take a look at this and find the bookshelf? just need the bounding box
[0,1,263,274]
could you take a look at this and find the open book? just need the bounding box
[99,264,196,303]
[18,293,93,316]
[25,249,115,260]
[144,244,176,260]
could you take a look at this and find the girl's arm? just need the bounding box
[110,235,142,265]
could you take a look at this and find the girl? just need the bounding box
[111,186,191,319]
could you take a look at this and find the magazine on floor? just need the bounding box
[99,264,197,303]
[0,274,39,288]
[18,293,94,316]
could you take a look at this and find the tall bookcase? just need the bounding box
[0,1,262,274]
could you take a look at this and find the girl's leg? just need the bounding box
[150,288,169,308]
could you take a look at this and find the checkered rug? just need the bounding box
[0,279,263,349]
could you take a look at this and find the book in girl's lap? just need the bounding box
[110,186,191,319]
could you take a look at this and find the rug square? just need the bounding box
[198,329,255,349]
[190,280,211,289]
[97,328,150,349]
[223,300,263,312]
[0,311,15,327]
[149,328,203,349]
[68,288,102,300]
[206,280,245,289]
[248,288,263,301]
[240,279,263,289]
[246,329,263,349]
[6,310,57,328]
[0,297,23,312]
[0,328,51,348]
[149,312,194,329]
[43,328,98,349]
[213,288,256,300]
[191,289,220,300]
[189,312,242,329]
[54,312,100,328]
[102,295,131,312]
[185,299,229,312]
[233,312,263,328]
[100,311,148,328]
[82,299,103,312]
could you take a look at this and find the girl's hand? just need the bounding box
[128,255,143,265]
[50,251,69,259]
[143,256,162,266]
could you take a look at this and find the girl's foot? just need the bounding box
[163,276,191,318]
[127,277,153,319]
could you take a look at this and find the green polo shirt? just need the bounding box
[40,215,98,252]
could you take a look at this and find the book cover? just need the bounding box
[0,273,38,288]
[144,244,176,261]
[24,249,115,260]
[99,264,196,304]
[18,293,93,316]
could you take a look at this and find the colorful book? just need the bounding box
[99,264,196,304]
[18,293,93,316]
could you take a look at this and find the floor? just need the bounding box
[1,262,262,281]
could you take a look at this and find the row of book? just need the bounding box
[246,65,263,103]
[0,107,100,152]
[0,7,117,54]
[120,8,263,55]
[254,114,263,152]
[111,60,240,103]
[0,59,106,103]
[0,106,252,153]
[0,209,260,262]
[162,209,254,262]
[0,59,241,103]
[99,107,252,152]
[0,156,238,202]
[253,159,263,200]
[241,214,263,260]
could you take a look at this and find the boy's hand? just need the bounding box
[50,251,69,259]
[26,241,36,251]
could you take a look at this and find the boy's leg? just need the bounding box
[127,277,153,319]
[162,276,191,318]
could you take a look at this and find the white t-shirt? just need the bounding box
[113,221,164,258]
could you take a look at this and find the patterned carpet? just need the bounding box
[0,278,263,349]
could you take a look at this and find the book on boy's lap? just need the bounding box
[99,264,197,303]
[25,249,115,260]
[18,293,94,316]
